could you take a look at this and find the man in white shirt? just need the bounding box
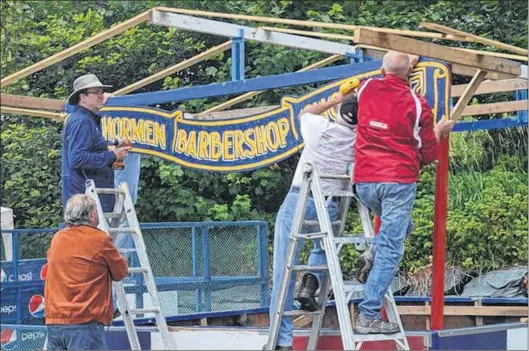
[269,91,358,350]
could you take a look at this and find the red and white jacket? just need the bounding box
[353,74,438,184]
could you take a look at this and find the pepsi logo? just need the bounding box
[28,295,45,318]
[0,329,17,350]
[40,264,48,280]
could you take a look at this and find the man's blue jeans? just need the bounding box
[47,322,107,350]
[270,190,338,347]
[355,182,417,320]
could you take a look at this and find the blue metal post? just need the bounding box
[201,225,212,311]
[13,232,22,324]
[345,50,364,64]
[231,29,245,81]
[257,224,269,307]
[192,226,201,312]
[515,89,528,123]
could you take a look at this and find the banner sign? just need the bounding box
[99,60,450,173]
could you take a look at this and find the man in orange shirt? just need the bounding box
[45,194,128,350]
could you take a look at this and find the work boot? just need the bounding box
[355,244,374,284]
[353,314,399,334]
[296,273,319,312]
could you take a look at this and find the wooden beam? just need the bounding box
[420,22,528,56]
[1,94,64,111]
[0,106,66,121]
[361,47,517,80]
[155,7,470,42]
[1,10,151,88]
[452,78,528,97]
[398,305,528,317]
[462,100,528,117]
[353,28,521,76]
[198,54,342,114]
[113,41,232,96]
[451,69,487,121]
[457,48,527,62]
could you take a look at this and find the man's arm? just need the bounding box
[67,119,117,169]
[418,103,455,165]
[101,236,128,282]
[300,92,347,117]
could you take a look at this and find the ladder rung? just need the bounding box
[294,232,327,239]
[119,248,137,253]
[319,173,351,180]
[282,310,323,317]
[129,308,159,315]
[303,220,342,227]
[128,267,148,274]
[292,265,328,271]
[104,212,122,219]
[108,228,137,234]
[353,332,407,342]
[334,236,365,245]
[94,188,126,195]
[323,191,355,198]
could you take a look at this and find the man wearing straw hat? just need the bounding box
[61,74,131,213]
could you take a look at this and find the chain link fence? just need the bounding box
[1,221,270,327]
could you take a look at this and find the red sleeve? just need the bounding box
[418,99,438,165]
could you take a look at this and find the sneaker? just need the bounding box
[355,245,374,284]
[353,314,399,334]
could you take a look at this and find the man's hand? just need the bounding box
[113,146,131,160]
[434,118,455,143]
[408,54,420,68]
[103,92,114,105]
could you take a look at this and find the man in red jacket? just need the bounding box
[352,51,454,334]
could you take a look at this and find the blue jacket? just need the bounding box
[61,106,116,212]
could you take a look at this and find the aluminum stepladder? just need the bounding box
[265,163,409,350]
[85,179,174,350]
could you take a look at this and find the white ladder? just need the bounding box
[265,163,409,350]
[85,179,175,350]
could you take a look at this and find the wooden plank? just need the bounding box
[156,6,470,41]
[451,70,487,121]
[398,305,528,317]
[420,22,528,56]
[113,40,232,96]
[198,54,342,114]
[452,78,528,97]
[1,94,64,111]
[361,47,517,80]
[0,106,66,121]
[461,100,528,117]
[1,10,151,88]
[353,28,521,76]
[457,48,527,62]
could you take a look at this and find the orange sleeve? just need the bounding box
[100,236,129,282]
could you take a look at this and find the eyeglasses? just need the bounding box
[84,88,104,95]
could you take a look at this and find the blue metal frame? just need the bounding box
[231,29,245,81]
[1,221,269,322]
[104,60,382,106]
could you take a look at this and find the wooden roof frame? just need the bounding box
[0,6,527,121]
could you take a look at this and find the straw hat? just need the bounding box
[67,74,112,105]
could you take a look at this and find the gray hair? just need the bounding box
[64,194,96,226]
[382,51,410,78]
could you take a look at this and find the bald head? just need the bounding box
[382,51,411,79]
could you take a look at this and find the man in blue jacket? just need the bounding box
[61,74,131,212]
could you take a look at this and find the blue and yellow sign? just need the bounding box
[99,60,450,173]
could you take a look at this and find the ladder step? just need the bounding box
[94,188,126,195]
[128,267,148,274]
[292,265,328,271]
[119,248,137,253]
[303,220,342,227]
[108,228,137,234]
[104,212,122,219]
[319,173,351,180]
[353,332,407,342]
[129,308,160,315]
[294,232,327,239]
[282,310,323,317]
[323,190,355,198]
[334,236,366,245]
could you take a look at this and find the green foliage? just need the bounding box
[1,0,527,277]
